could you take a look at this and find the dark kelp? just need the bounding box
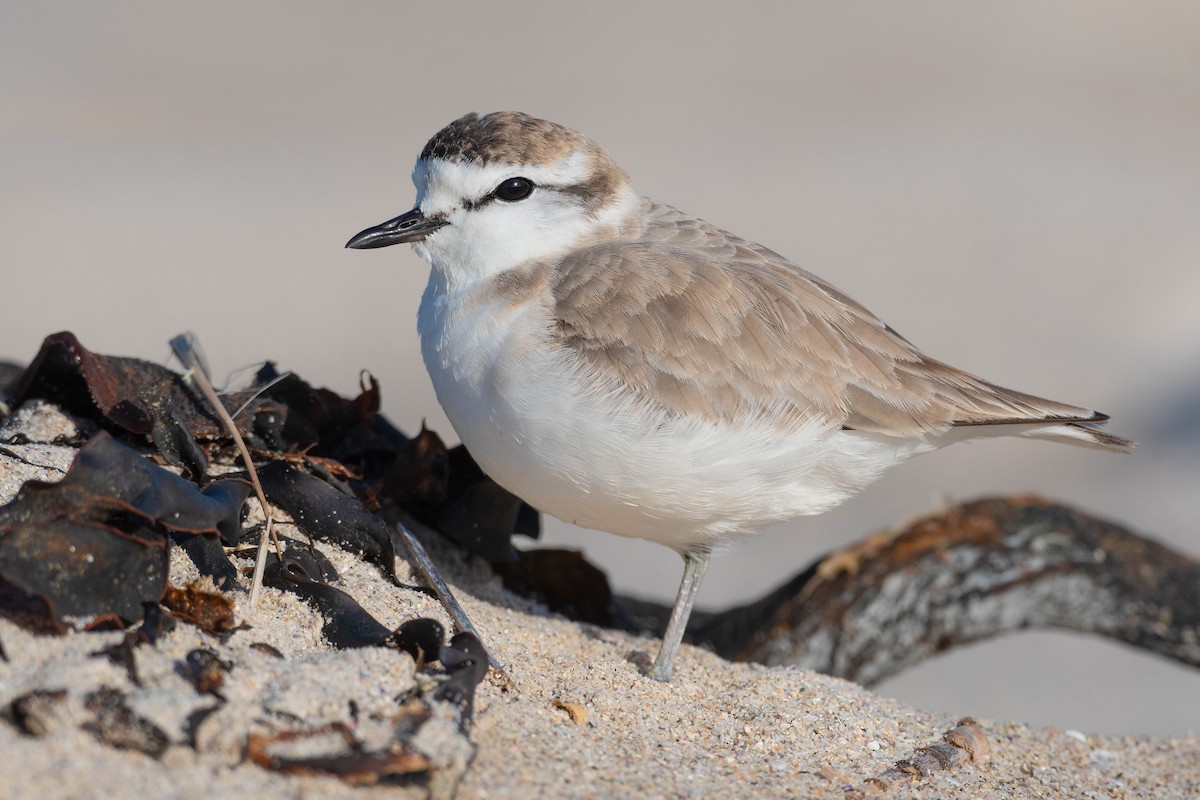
[83,687,171,759]
[392,618,446,668]
[494,548,615,626]
[13,332,243,441]
[0,433,246,630]
[258,461,400,582]
[92,602,177,685]
[262,551,394,648]
[435,633,488,731]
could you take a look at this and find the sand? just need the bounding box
[1,408,1198,799]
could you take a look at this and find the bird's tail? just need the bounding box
[1017,417,1134,453]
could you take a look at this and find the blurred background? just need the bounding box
[3,2,1198,735]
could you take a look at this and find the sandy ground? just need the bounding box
[1,417,1198,799]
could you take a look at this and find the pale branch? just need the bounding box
[624,496,1200,685]
[392,516,516,690]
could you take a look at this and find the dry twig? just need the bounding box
[169,333,278,609]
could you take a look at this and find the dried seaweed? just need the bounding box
[393,520,511,683]
[83,686,171,759]
[379,431,534,562]
[0,360,24,418]
[245,722,433,785]
[252,366,381,458]
[393,618,446,668]
[13,332,236,440]
[170,332,281,610]
[172,531,241,589]
[495,548,615,626]
[183,647,232,697]
[5,689,68,737]
[258,461,399,582]
[150,404,209,482]
[380,426,450,508]
[0,433,247,630]
[93,602,177,685]
[163,584,237,635]
[262,552,393,648]
[435,633,488,731]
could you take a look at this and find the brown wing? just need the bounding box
[550,203,1105,439]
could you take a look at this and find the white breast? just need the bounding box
[417,273,932,553]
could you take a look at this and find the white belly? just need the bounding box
[418,280,931,552]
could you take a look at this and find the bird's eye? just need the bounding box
[494,177,534,202]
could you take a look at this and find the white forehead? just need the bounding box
[411,150,593,212]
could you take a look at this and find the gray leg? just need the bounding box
[648,547,711,682]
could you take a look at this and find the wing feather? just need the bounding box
[549,202,1126,447]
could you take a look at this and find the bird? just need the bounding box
[346,111,1131,682]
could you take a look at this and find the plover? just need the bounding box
[347,112,1130,682]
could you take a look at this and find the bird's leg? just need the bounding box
[648,546,711,682]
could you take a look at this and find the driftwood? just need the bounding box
[626,496,1200,686]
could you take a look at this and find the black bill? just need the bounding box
[345,208,449,249]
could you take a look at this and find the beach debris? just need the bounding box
[433,477,533,563]
[634,497,1200,685]
[183,647,232,697]
[495,548,616,626]
[170,332,279,610]
[248,642,285,659]
[5,689,68,737]
[850,717,990,796]
[245,721,434,785]
[552,699,588,725]
[257,460,399,583]
[13,332,219,439]
[0,433,244,631]
[149,403,210,482]
[5,331,538,574]
[83,686,171,759]
[393,519,513,685]
[246,363,382,458]
[262,550,393,648]
[377,426,537,562]
[172,527,241,590]
[435,633,489,731]
[163,584,237,635]
[378,425,450,508]
[0,360,24,417]
[181,703,224,751]
[393,618,446,669]
[92,602,177,685]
